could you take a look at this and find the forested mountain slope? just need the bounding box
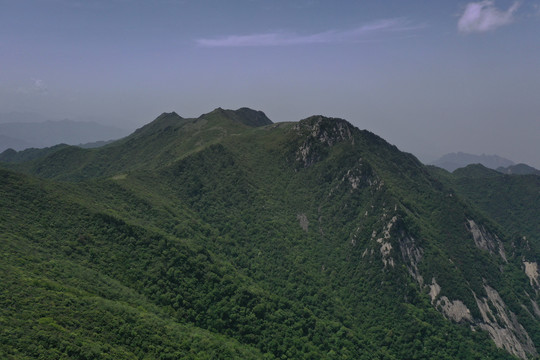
[430,164,540,267]
[1,108,539,359]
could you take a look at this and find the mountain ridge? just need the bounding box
[497,163,540,176]
[199,107,273,127]
[0,108,273,180]
[431,152,515,172]
[1,107,539,359]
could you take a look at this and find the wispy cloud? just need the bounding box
[533,3,540,17]
[16,79,48,95]
[196,18,423,47]
[458,1,520,33]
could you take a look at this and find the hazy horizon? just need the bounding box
[2,0,539,167]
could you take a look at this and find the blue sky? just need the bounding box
[1,0,539,166]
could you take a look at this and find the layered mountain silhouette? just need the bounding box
[431,152,515,172]
[497,163,540,176]
[1,108,539,359]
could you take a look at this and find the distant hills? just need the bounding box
[0,119,128,152]
[431,152,540,175]
[431,152,515,172]
[430,163,540,268]
[497,163,540,176]
[1,107,539,359]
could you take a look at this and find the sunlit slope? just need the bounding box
[2,108,539,358]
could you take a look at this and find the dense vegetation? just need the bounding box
[431,164,540,260]
[1,108,538,359]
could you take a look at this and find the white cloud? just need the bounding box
[196,18,423,47]
[458,1,520,33]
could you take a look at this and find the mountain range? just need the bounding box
[1,107,539,359]
[431,152,516,172]
[431,152,540,176]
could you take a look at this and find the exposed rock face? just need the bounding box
[366,213,424,283]
[298,116,354,147]
[294,116,355,167]
[418,244,536,359]
[290,117,538,358]
[399,235,423,286]
[523,261,539,287]
[378,240,394,267]
[439,298,473,323]
[342,163,366,191]
[376,216,398,268]
[429,278,441,302]
[296,143,318,168]
[297,213,309,232]
[530,298,540,318]
[474,285,537,359]
[371,214,423,281]
[427,278,537,359]
[338,158,382,195]
[429,278,472,323]
[466,219,507,261]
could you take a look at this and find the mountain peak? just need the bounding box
[131,111,185,136]
[295,115,356,145]
[158,111,181,119]
[292,116,357,167]
[151,111,183,124]
[452,163,502,178]
[199,107,272,127]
